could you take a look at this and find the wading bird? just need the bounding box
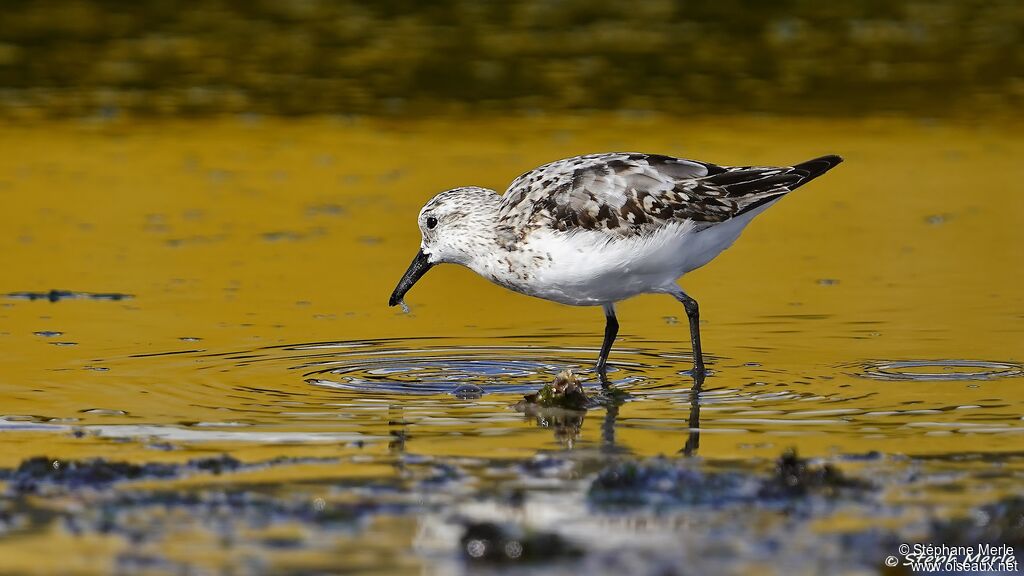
[389,153,842,379]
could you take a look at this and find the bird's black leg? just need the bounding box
[595,304,618,386]
[672,290,706,377]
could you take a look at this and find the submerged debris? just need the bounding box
[460,521,583,563]
[757,449,873,498]
[5,290,133,302]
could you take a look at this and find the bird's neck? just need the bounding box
[457,208,540,293]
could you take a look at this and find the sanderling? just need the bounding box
[389,152,842,379]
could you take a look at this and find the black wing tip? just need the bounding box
[793,154,843,180]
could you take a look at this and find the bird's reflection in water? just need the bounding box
[681,371,704,456]
[388,404,408,454]
[600,402,621,454]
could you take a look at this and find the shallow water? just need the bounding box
[1,115,1022,574]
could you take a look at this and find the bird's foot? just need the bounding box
[688,362,707,381]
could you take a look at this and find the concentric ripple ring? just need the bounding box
[295,343,647,396]
[855,360,1024,382]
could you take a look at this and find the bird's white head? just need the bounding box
[416,187,499,266]
[389,186,499,307]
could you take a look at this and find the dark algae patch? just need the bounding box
[66,489,384,534]
[928,496,1024,547]
[1,455,301,494]
[8,456,177,493]
[589,458,752,506]
[589,450,873,507]
[757,449,874,499]
[5,289,133,302]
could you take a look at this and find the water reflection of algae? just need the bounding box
[0,115,1022,466]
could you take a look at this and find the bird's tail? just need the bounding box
[723,154,843,217]
[790,155,843,188]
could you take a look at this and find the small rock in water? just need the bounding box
[34,331,63,337]
[517,369,589,411]
[513,370,593,448]
[451,384,484,399]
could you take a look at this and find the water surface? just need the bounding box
[0,116,1022,573]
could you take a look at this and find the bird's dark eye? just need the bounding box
[426,216,438,229]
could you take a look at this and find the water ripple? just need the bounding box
[296,342,643,395]
[852,360,1024,382]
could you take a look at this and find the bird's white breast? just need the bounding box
[472,201,774,306]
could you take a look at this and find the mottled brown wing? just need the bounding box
[496,152,840,246]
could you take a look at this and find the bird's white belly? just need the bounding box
[478,204,773,306]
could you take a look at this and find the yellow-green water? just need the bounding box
[0,115,1022,574]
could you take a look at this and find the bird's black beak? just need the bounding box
[389,249,434,307]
